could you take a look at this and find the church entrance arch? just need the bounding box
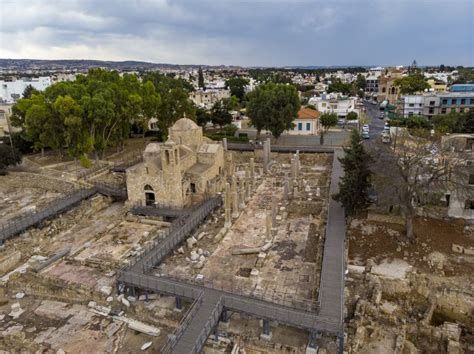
[144,185,155,206]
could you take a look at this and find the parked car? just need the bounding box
[362,124,370,132]
[362,131,370,139]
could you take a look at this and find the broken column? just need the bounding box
[245,168,251,201]
[239,180,245,209]
[272,195,277,224]
[291,155,298,179]
[296,150,301,171]
[231,175,237,194]
[283,178,290,201]
[250,158,256,191]
[222,137,228,151]
[265,211,272,240]
[232,184,239,219]
[224,182,231,227]
[263,140,269,172]
[289,177,294,198]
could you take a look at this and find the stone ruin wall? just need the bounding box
[5,172,79,194]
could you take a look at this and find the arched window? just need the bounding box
[144,185,154,191]
[382,87,386,93]
[165,150,170,164]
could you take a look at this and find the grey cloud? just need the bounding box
[0,0,472,66]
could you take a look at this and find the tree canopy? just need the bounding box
[394,73,430,95]
[431,110,474,134]
[333,129,372,216]
[246,82,300,139]
[0,143,22,175]
[11,69,196,161]
[225,77,249,102]
[319,112,338,144]
[210,100,233,127]
[198,67,205,89]
[346,111,358,121]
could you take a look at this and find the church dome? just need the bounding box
[170,118,199,131]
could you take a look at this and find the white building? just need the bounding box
[286,108,320,135]
[0,104,13,137]
[400,95,425,117]
[0,77,51,103]
[310,94,360,119]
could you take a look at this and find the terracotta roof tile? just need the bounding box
[297,107,320,120]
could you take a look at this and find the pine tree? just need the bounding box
[198,67,205,89]
[333,129,372,217]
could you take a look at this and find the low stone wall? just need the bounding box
[7,271,107,306]
[6,172,78,193]
[0,250,21,276]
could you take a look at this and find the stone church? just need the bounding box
[126,118,227,208]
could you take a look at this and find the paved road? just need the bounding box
[364,101,386,139]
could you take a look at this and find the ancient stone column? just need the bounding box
[272,195,277,224]
[244,170,251,201]
[296,150,301,171]
[263,140,269,173]
[224,182,231,227]
[291,158,297,179]
[283,178,289,201]
[250,158,256,191]
[316,187,321,197]
[231,175,237,194]
[222,138,228,151]
[289,177,294,198]
[265,210,272,240]
[266,137,271,160]
[232,189,239,219]
[239,180,245,209]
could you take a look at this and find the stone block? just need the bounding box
[464,247,474,255]
[452,244,464,254]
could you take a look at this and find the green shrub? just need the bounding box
[79,155,92,168]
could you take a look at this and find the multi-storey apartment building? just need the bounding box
[399,92,474,119]
[0,77,51,103]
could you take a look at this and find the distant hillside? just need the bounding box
[0,58,236,71]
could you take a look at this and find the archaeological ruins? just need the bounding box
[0,118,472,353]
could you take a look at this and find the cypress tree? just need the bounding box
[333,129,372,216]
[198,67,205,89]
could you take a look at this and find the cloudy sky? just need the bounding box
[1,0,473,67]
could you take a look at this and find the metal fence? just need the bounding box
[129,202,191,218]
[161,291,205,354]
[111,156,143,172]
[0,187,96,243]
[162,273,320,314]
[93,181,128,199]
[118,271,339,335]
[188,297,223,354]
[127,197,222,274]
[76,162,110,179]
[227,142,336,153]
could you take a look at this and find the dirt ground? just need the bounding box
[348,216,474,275]
[346,215,474,354]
